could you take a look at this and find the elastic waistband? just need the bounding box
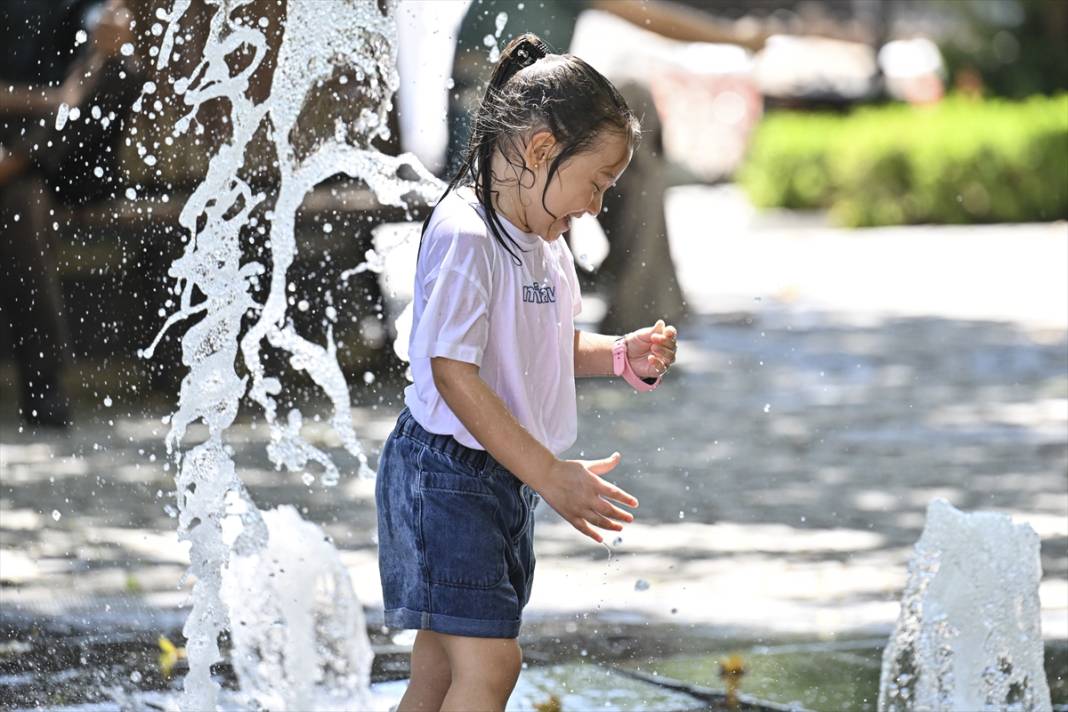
[396,407,508,476]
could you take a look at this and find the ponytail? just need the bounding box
[486,34,549,97]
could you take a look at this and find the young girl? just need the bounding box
[375,33,679,711]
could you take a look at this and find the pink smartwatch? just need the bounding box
[612,336,661,392]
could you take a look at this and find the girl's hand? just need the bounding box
[626,319,678,380]
[539,453,638,544]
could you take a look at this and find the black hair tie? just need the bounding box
[514,42,541,70]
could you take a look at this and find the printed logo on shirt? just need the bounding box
[522,281,556,304]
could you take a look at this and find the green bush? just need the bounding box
[738,95,1068,227]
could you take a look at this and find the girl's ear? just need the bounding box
[524,130,557,168]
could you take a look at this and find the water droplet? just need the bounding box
[763,403,771,413]
[678,510,685,520]
[103,396,113,407]
[611,536,623,546]
[301,472,315,486]
[74,30,87,45]
[363,371,375,384]
[129,670,142,683]
[55,103,70,131]
[297,299,310,312]
[52,510,61,521]
[634,579,650,591]
[120,42,135,56]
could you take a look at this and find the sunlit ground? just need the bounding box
[2,185,1066,708]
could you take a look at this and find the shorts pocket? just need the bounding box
[419,468,506,589]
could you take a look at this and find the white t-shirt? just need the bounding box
[404,186,582,456]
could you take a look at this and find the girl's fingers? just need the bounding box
[598,501,635,523]
[649,354,668,374]
[573,518,603,544]
[588,513,623,532]
[600,485,638,508]
[653,344,675,362]
[586,452,621,476]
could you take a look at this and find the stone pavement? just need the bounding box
[2,186,1065,651]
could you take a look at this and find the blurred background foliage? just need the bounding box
[740,0,1068,227]
[740,94,1068,227]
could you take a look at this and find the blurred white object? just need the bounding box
[878,37,946,104]
[754,34,878,100]
[395,0,470,174]
[571,10,761,183]
[878,499,1052,712]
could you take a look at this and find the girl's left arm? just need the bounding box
[574,322,678,379]
[573,330,617,378]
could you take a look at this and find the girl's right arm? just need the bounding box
[431,356,639,544]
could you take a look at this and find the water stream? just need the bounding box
[141,0,441,707]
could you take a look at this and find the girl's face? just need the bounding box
[515,129,632,242]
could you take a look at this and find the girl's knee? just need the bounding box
[441,635,522,687]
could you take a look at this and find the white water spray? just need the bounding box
[879,499,1052,711]
[142,1,443,708]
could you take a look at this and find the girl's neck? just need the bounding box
[492,190,532,234]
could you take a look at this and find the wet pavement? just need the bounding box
[2,185,1066,708]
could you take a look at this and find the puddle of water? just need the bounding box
[622,638,1068,712]
[372,663,709,712]
[0,628,707,711]
[4,660,706,712]
[4,620,1064,711]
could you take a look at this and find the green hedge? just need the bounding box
[738,95,1068,227]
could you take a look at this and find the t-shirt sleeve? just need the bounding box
[408,227,493,366]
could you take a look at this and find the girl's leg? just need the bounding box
[437,633,522,712]
[397,630,452,711]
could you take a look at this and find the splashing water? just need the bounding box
[878,499,1052,711]
[482,11,509,63]
[142,1,442,709]
[220,506,372,710]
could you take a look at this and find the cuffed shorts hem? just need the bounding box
[384,606,521,639]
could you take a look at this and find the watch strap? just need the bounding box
[612,337,661,392]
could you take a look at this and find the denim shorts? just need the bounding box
[375,407,540,638]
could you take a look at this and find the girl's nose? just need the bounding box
[587,190,604,216]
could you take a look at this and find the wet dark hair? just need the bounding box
[421,33,641,265]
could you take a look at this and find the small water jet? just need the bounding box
[879,498,1052,711]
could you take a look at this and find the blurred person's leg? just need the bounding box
[0,176,72,427]
[596,81,686,335]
